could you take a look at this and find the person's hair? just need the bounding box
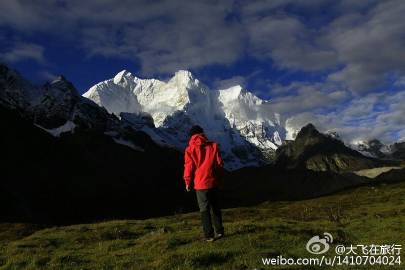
[189,125,204,137]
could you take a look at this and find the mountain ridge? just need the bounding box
[1,63,404,225]
[2,63,403,170]
[84,69,285,169]
[274,123,390,172]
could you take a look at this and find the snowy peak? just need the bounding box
[218,85,264,111]
[219,85,256,100]
[83,72,141,116]
[170,70,197,87]
[165,70,207,103]
[350,139,391,158]
[114,69,133,81]
[84,69,287,169]
[219,85,243,100]
[217,85,283,151]
[113,70,137,87]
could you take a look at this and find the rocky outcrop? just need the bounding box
[275,124,383,172]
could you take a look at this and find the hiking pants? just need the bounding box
[196,188,224,238]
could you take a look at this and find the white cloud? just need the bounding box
[244,15,337,71]
[269,82,349,115]
[37,70,57,81]
[241,0,405,93]
[1,0,405,143]
[2,0,405,91]
[284,89,405,143]
[325,0,405,92]
[0,0,241,75]
[214,76,246,90]
[0,42,45,63]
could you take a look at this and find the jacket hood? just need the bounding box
[189,133,209,146]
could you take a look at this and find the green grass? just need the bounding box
[1,181,405,270]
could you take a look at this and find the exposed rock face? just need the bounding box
[275,123,382,172]
[0,64,120,134]
[391,142,405,160]
[0,64,38,109]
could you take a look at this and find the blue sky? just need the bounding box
[1,0,405,143]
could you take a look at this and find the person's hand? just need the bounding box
[186,185,191,192]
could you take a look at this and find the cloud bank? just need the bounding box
[0,0,404,143]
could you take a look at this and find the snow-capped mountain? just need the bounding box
[0,65,118,133]
[275,124,382,172]
[32,75,123,133]
[1,64,286,170]
[0,64,149,151]
[350,139,392,159]
[84,70,286,169]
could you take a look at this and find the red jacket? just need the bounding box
[183,133,224,190]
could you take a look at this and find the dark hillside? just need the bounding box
[0,105,192,224]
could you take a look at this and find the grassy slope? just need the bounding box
[1,181,404,270]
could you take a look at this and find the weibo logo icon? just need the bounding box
[306,232,333,254]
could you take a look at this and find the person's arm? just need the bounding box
[183,148,195,191]
[215,144,225,181]
[215,144,224,169]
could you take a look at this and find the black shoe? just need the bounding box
[215,233,224,239]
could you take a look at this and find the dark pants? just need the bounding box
[196,188,224,238]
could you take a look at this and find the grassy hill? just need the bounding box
[1,180,404,270]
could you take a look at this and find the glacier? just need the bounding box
[83,70,287,170]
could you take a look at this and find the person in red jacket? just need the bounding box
[184,125,225,242]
